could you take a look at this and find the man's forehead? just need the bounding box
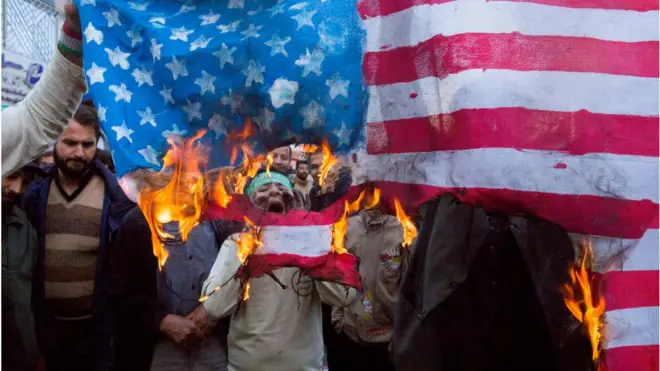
[61,120,95,141]
[272,147,290,155]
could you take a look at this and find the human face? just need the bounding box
[54,120,97,179]
[2,172,23,203]
[270,147,291,173]
[309,152,323,183]
[296,163,309,180]
[40,154,54,165]
[249,182,293,214]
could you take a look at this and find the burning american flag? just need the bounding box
[77,0,658,369]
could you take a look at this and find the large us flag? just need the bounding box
[351,0,659,369]
[78,0,658,367]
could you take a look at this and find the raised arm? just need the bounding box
[1,4,85,176]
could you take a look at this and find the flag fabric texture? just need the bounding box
[352,0,659,369]
[77,0,365,177]
[78,0,659,367]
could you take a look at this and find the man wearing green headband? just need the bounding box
[245,170,294,214]
[199,169,357,371]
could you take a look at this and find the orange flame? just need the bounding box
[232,144,265,194]
[265,153,274,177]
[331,188,380,254]
[232,217,263,263]
[199,286,220,303]
[242,281,251,301]
[393,197,417,248]
[138,130,208,269]
[300,144,319,153]
[562,241,606,366]
[212,169,232,208]
[319,138,337,187]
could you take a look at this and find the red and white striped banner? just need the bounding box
[355,0,659,368]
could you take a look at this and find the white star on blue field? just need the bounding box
[77,0,366,176]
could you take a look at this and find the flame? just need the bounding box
[265,153,274,177]
[138,130,208,269]
[232,144,265,194]
[300,144,319,153]
[199,286,220,303]
[331,188,380,254]
[212,169,232,208]
[562,241,605,366]
[232,217,263,263]
[242,281,251,301]
[393,197,417,248]
[319,138,338,187]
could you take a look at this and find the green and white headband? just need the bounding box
[245,172,293,196]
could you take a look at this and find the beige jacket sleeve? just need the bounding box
[202,237,242,319]
[2,49,86,177]
[316,281,358,308]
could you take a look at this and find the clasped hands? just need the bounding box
[159,305,216,350]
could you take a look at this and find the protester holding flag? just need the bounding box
[2,3,86,177]
[201,170,357,371]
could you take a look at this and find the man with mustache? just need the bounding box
[2,165,43,371]
[199,170,356,371]
[23,104,134,371]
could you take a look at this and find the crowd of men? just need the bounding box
[2,3,596,371]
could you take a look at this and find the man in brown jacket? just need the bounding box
[329,209,408,371]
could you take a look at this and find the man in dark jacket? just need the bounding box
[2,165,43,371]
[392,194,593,371]
[108,192,243,371]
[23,105,134,371]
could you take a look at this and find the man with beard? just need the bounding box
[23,104,134,371]
[199,170,356,371]
[289,160,314,197]
[269,146,293,174]
[267,146,309,210]
[2,165,42,371]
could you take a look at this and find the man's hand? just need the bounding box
[64,3,81,34]
[59,3,83,67]
[187,305,217,337]
[159,314,205,349]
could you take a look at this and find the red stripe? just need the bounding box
[366,108,660,157]
[206,183,657,238]
[371,181,658,239]
[358,0,658,19]
[602,271,659,311]
[204,187,365,226]
[236,252,362,289]
[604,345,659,371]
[364,34,658,85]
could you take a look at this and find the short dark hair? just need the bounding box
[296,160,308,169]
[72,104,102,141]
[95,150,115,172]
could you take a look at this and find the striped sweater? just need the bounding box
[44,175,104,320]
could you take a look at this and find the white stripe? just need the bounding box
[367,70,659,123]
[258,225,332,257]
[605,306,659,349]
[570,229,660,273]
[353,149,659,203]
[364,1,659,52]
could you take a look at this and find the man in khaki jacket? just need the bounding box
[2,4,86,177]
[330,209,408,371]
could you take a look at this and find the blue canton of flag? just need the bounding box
[76,0,366,177]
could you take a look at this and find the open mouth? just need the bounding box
[267,201,285,214]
